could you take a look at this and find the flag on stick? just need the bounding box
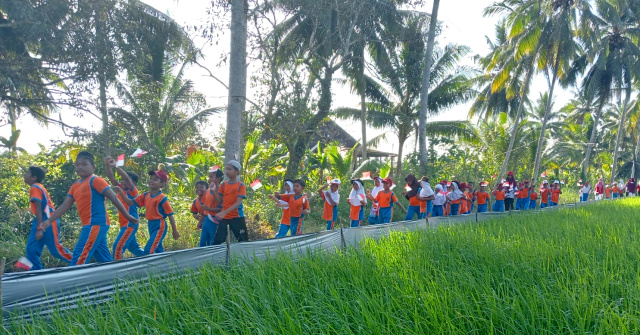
[404,184,412,192]
[361,172,372,180]
[250,179,263,191]
[209,165,220,173]
[116,154,125,167]
[130,148,148,158]
[541,171,547,178]
[15,257,32,271]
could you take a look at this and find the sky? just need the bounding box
[3,0,572,155]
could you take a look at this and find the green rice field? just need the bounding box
[5,198,640,334]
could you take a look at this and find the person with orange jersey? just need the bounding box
[550,180,562,206]
[23,166,72,270]
[474,182,491,213]
[347,179,367,227]
[272,179,310,236]
[41,152,138,266]
[199,168,224,246]
[319,179,341,230]
[366,177,407,223]
[492,183,506,212]
[539,180,551,209]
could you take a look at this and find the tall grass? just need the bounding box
[5,199,640,334]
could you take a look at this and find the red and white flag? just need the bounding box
[209,165,220,173]
[390,183,397,190]
[250,179,263,191]
[130,148,148,158]
[492,173,498,179]
[326,176,332,182]
[361,171,372,180]
[15,257,33,271]
[541,171,547,178]
[116,154,125,167]
[404,184,412,192]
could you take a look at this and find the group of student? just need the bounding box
[23,151,249,271]
[578,177,637,202]
[268,171,570,239]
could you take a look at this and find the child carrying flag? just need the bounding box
[551,180,562,206]
[40,152,137,266]
[23,166,72,270]
[272,179,310,236]
[366,178,407,223]
[104,157,145,260]
[539,180,550,208]
[319,179,341,230]
[348,179,366,227]
[431,185,447,217]
[446,181,463,216]
[117,169,180,254]
[492,183,506,212]
[199,168,224,247]
[273,179,294,237]
[529,187,538,210]
[368,177,383,224]
[474,182,491,213]
[516,181,531,210]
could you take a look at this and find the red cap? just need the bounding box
[149,170,168,183]
[507,171,514,175]
[524,180,530,183]
[440,179,447,184]
[383,177,393,184]
[459,182,467,189]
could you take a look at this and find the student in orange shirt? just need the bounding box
[550,180,562,206]
[272,179,310,236]
[529,187,538,209]
[516,180,531,210]
[273,179,294,238]
[492,183,506,212]
[118,169,180,254]
[474,182,491,213]
[191,181,208,230]
[319,179,341,230]
[403,175,422,220]
[539,180,550,208]
[366,177,407,223]
[199,168,224,246]
[418,177,435,218]
[211,160,249,244]
[40,152,137,266]
[605,184,612,199]
[348,179,366,227]
[612,182,620,199]
[446,181,464,216]
[23,166,72,270]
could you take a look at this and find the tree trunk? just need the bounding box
[532,67,558,185]
[417,0,440,176]
[499,66,533,179]
[610,90,630,184]
[396,135,407,178]
[98,71,111,157]
[582,98,606,178]
[225,0,247,164]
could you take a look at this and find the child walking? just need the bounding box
[368,177,383,224]
[23,166,72,270]
[273,179,294,237]
[191,181,208,231]
[104,157,145,260]
[431,184,447,217]
[366,178,407,223]
[474,182,491,213]
[492,183,506,212]
[40,152,137,266]
[272,179,310,236]
[319,179,340,230]
[348,179,366,227]
[551,180,562,206]
[117,169,180,254]
[199,168,224,247]
[418,177,435,218]
[211,160,249,244]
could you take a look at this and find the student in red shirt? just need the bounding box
[104,157,145,261]
[211,160,249,244]
[199,168,224,246]
[273,179,294,238]
[319,179,341,230]
[612,182,620,199]
[539,180,550,208]
[366,177,407,223]
[474,182,491,213]
[272,179,310,236]
[550,180,562,206]
[23,166,72,270]
[492,183,506,212]
[529,187,538,209]
[40,152,137,266]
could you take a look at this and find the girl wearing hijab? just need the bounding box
[431,184,447,217]
[368,177,384,224]
[418,177,435,218]
[403,175,421,220]
[348,179,367,227]
[504,171,517,211]
[446,181,464,216]
[274,179,294,238]
[580,181,591,202]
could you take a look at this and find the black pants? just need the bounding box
[505,198,515,211]
[213,217,249,245]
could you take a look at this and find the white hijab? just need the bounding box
[419,180,434,197]
[371,178,384,198]
[349,180,367,206]
[447,182,463,201]
[279,180,294,209]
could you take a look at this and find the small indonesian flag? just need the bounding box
[390,183,396,190]
[15,257,33,271]
[576,183,581,186]
[561,180,565,185]
[361,171,372,180]
[404,184,412,192]
[130,148,148,158]
[541,171,547,178]
[326,176,332,182]
[250,179,263,191]
[492,174,498,179]
[209,165,220,173]
[578,179,582,183]
[116,154,125,167]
